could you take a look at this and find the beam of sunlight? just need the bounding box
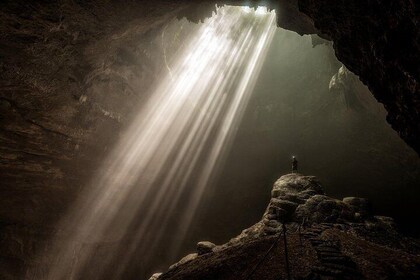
[36,6,277,280]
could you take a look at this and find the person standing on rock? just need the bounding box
[292,156,298,173]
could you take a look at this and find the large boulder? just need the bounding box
[343,197,372,219]
[295,195,355,223]
[196,241,216,255]
[265,174,325,224]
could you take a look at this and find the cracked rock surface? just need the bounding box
[153,174,420,280]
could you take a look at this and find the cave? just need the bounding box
[0,1,419,280]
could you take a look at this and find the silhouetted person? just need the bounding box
[292,156,298,173]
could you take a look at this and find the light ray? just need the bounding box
[37,6,277,279]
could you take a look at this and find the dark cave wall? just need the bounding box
[0,1,192,279]
[297,0,420,154]
[203,0,420,154]
[0,0,186,224]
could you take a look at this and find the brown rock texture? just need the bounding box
[0,1,192,278]
[297,0,420,154]
[154,174,420,280]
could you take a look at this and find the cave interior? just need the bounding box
[0,1,419,280]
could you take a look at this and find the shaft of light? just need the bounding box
[39,6,277,280]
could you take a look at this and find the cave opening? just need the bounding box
[1,2,419,280]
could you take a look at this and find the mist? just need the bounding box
[121,15,420,279]
[177,19,420,261]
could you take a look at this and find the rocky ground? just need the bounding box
[150,174,420,280]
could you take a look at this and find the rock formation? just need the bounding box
[150,174,420,280]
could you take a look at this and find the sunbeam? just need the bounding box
[40,6,276,280]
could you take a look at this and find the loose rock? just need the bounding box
[197,241,216,255]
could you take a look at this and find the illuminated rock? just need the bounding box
[196,241,216,255]
[149,272,162,280]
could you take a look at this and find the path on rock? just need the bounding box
[302,224,363,280]
[150,174,420,280]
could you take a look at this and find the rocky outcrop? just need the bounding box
[260,174,386,236]
[196,241,216,256]
[153,174,420,280]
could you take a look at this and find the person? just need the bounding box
[292,156,298,173]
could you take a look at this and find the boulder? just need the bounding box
[298,189,319,199]
[264,225,282,235]
[279,194,306,204]
[268,205,282,215]
[271,174,324,197]
[266,213,277,220]
[268,199,297,222]
[343,197,371,217]
[270,198,299,212]
[196,241,216,255]
[295,195,354,224]
[263,219,281,228]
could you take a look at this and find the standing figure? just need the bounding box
[292,156,298,173]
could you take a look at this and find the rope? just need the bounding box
[245,227,285,280]
[282,223,291,280]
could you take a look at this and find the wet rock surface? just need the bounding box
[154,174,420,280]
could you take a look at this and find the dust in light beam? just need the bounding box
[41,6,277,279]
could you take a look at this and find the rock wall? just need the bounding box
[297,0,420,154]
[0,1,192,278]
